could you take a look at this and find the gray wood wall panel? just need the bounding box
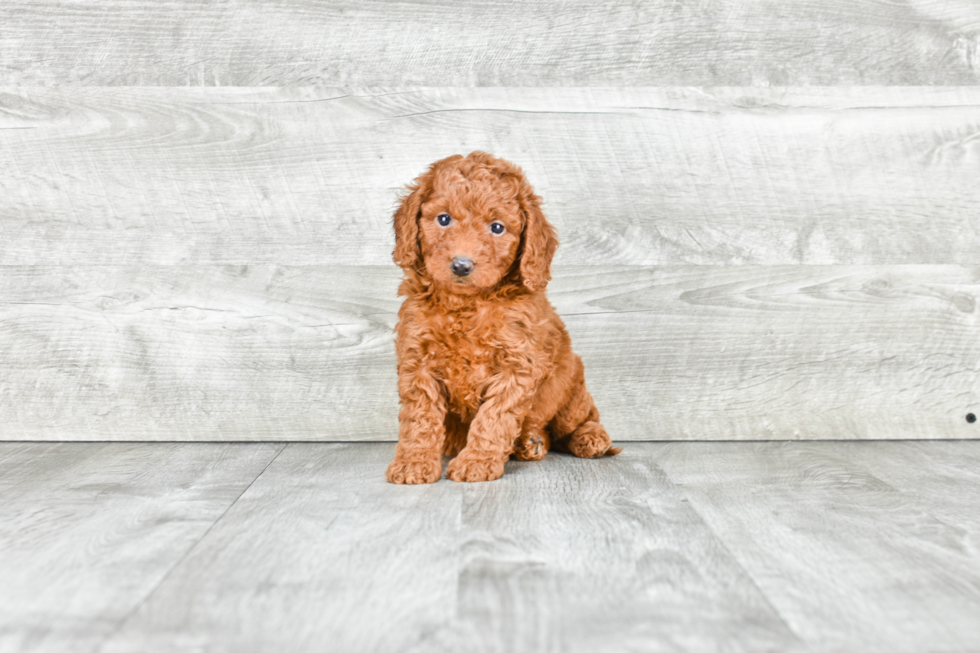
[3,265,976,441]
[3,87,980,266]
[3,4,979,442]
[2,1,979,86]
[0,265,401,441]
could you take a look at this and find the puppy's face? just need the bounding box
[393,152,558,294]
[417,169,524,294]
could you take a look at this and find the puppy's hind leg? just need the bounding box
[550,359,621,459]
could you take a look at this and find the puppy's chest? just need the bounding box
[424,315,501,415]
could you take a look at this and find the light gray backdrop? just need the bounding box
[1,1,978,440]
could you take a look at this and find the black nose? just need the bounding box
[451,256,475,277]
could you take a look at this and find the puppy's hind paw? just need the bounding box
[512,433,549,461]
[386,457,442,484]
[567,422,620,459]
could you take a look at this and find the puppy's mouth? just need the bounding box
[445,271,485,294]
[450,276,479,291]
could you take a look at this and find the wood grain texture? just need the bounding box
[3,87,980,266]
[2,1,979,85]
[6,442,975,652]
[2,264,976,441]
[0,442,283,653]
[655,441,980,652]
[559,265,980,441]
[98,443,802,653]
[0,265,401,441]
[825,440,980,543]
[99,443,465,653]
[437,450,801,652]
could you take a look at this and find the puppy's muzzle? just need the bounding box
[451,256,475,277]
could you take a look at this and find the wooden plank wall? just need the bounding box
[1,1,978,441]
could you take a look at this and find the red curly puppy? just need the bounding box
[386,152,620,484]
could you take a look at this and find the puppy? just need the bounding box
[386,151,620,484]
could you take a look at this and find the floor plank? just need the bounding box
[428,451,801,653]
[654,441,980,653]
[0,442,283,653]
[2,1,978,85]
[98,443,801,653]
[2,87,979,266]
[98,443,463,653]
[813,441,980,562]
[4,442,980,652]
[2,265,976,441]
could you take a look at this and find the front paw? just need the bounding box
[445,453,506,482]
[386,456,442,484]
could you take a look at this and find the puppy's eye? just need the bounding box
[489,222,505,235]
[437,213,451,227]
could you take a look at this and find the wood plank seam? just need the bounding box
[90,443,288,653]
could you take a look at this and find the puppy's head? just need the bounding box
[393,151,558,294]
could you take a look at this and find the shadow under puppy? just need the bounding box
[387,151,620,484]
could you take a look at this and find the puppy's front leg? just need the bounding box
[386,367,447,485]
[445,373,534,482]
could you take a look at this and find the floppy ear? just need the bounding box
[517,181,558,292]
[392,181,425,271]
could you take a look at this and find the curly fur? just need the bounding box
[386,152,620,484]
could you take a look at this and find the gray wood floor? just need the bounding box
[3,441,978,653]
